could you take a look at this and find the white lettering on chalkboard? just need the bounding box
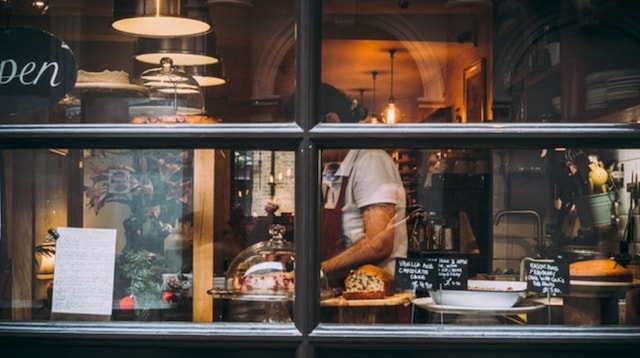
[527,262,567,295]
[0,59,61,87]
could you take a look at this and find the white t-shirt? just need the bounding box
[331,149,408,274]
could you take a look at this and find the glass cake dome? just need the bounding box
[133,57,205,116]
[225,224,295,300]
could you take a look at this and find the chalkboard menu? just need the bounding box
[525,260,569,295]
[394,257,469,292]
[437,257,468,290]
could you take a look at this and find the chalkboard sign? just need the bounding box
[436,257,468,290]
[394,257,438,292]
[525,260,569,295]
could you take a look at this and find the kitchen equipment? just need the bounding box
[573,191,619,228]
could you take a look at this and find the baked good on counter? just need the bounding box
[343,264,395,300]
[232,271,294,295]
[569,258,633,282]
[77,69,130,84]
[130,114,220,124]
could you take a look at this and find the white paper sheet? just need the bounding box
[51,227,117,316]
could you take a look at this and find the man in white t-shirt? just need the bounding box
[321,149,407,279]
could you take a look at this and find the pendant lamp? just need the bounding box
[135,34,219,66]
[182,55,228,87]
[112,0,211,38]
[382,49,401,124]
[370,71,380,123]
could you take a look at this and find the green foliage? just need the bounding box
[119,249,164,308]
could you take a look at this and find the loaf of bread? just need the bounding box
[570,258,633,282]
[343,264,395,300]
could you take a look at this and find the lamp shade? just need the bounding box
[112,0,211,38]
[185,61,228,87]
[136,35,219,66]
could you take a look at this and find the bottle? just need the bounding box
[426,212,444,250]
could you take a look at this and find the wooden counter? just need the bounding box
[321,293,415,323]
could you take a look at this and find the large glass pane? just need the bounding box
[320,0,640,124]
[0,1,296,123]
[0,148,296,323]
[319,146,640,326]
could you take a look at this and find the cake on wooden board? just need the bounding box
[569,258,633,282]
[343,264,395,300]
[77,69,130,84]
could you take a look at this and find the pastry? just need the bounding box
[343,264,395,299]
[569,258,633,282]
[77,69,130,84]
[232,271,294,295]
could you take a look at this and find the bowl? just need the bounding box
[428,280,527,308]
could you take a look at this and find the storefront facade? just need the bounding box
[1,0,640,356]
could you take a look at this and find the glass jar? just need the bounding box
[133,57,204,116]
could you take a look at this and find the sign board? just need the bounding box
[395,256,469,291]
[395,257,438,292]
[525,260,569,295]
[0,27,77,115]
[51,227,117,317]
[436,257,468,290]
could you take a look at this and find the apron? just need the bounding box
[320,176,348,263]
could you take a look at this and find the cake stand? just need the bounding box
[207,288,294,323]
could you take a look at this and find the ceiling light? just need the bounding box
[112,0,211,38]
[382,49,401,124]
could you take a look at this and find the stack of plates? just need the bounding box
[585,68,640,110]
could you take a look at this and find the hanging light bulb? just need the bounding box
[370,71,379,122]
[382,49,401,124]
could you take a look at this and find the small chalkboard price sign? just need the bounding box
[437,257,468,290]
[394,257,438,292]
[525,260,569,295]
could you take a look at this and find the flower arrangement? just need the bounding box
[84,149,193,253]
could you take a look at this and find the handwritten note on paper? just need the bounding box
[51,227,117,316]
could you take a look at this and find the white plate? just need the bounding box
[74,82,148,94]
[567,279,640,298]
[414,297,544,315]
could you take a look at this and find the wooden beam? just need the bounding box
[192,150,215,322]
